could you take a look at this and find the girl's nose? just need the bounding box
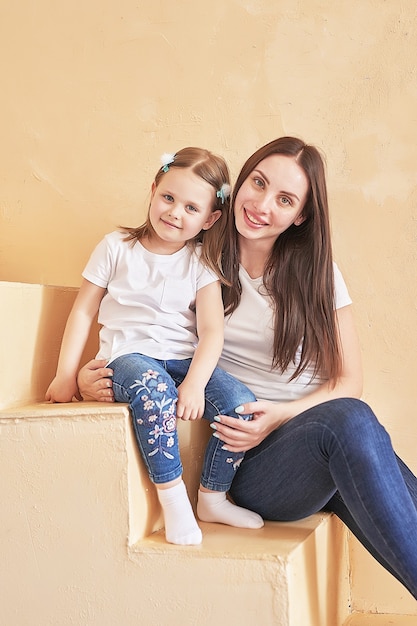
[168,204,181,218]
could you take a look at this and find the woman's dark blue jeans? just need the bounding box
[229,398,417,599]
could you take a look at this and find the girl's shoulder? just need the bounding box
[95,230,126,250]
[105,230,127,244]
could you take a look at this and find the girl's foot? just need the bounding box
[157,481,202,545]
[197,490,264,529]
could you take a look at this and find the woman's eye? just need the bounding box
[280,196,291,206]
[253,177,264,188]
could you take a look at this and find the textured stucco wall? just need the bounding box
[1,0,416,614]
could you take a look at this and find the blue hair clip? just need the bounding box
[216,183,231,205]
[160,152,175,173]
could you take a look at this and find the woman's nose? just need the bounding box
[254,194,270,214]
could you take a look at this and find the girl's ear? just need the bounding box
[151,181,157,196]
[202,210,222,230]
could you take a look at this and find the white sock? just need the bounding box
[197,490,264,529]
[157,481,202,545]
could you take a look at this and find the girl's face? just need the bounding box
[148,167,221,252]
[234,154,309,248]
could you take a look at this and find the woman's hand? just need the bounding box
[211,400,290,453]
[77,359,115,402]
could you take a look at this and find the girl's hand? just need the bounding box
[176,380,205,421]
[77,359,115,402]
[211,400,290,452]
[45,376,79,403]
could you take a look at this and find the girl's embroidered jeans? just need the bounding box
[109,353,255,490]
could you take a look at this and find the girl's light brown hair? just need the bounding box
[122,147,230,281]
[222,136,341,383]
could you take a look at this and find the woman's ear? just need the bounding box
[294,214,306,226]
[202,210,222,230]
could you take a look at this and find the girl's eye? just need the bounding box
[186,204,199,213]
[163,194,174,202]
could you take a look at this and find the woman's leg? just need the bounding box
[324,454,417,587]
[229,398,417,598]
[110,354,201,545]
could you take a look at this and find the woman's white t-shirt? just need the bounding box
[82,231,218,363]
[218,263,352,402]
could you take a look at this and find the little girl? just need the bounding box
[46,147,263,545]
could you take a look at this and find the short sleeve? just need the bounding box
[193,246,219,292]
[333,262,352,309]
[82,235,114,288]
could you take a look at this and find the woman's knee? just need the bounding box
[319,398,390,447]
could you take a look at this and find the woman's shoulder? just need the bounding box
[332,262,352,308]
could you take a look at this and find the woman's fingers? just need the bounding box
[210,415,256,452]
[78,360,115,402]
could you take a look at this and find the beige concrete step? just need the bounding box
[0,401,350,626]
[131,514,350,626]
[343,614,417,625]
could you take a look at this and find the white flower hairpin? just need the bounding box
[216,183,231,204]
[160,153,175,172]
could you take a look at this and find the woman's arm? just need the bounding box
[45,279,105,402]
[211,305,363,452]
[176,280,224,420]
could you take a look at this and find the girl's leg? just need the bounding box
[229,398,417,598]
[110,354,201,545]
[195,365,264,528]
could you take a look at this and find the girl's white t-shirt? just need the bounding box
[82,231,218,363]
[218,263,352,402]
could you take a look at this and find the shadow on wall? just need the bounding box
[33,286,100,401]
[0,281,99,409]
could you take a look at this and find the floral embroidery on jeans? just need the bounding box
[130,369,178,461]
[226,456,244,471]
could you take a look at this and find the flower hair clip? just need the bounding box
[216,183,231,205]
[160,152,175,173]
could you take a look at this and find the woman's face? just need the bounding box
[234,154,309,247]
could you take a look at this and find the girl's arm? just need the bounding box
[176,280,224,420]
[210,305,363,451]
[45,279,106,403]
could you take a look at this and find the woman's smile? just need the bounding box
[243,207,268,227]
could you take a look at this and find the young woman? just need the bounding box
[46,147,263,547]
[78,137,417,598]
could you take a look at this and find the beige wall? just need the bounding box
[1,0,416,614]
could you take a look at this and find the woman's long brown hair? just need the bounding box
[221,137,342,383]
